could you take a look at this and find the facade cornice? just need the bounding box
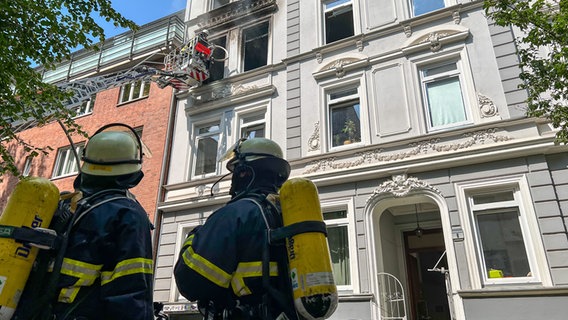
[186,84,276,116]
[281,1,484,67]
[189,0,277,32]
[299,137,564,188]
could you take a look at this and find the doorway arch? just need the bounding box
[364,173,460,320]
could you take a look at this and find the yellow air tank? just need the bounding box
[279,177,337,320]
[0,177,59,320]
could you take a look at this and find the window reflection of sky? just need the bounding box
[326,0,351,10]
[413,0,445,16]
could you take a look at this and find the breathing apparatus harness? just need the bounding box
[199,139,327,320]
[10,123,147,320]
[11,188,136,320]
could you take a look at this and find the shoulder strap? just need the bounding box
[72,189,133,227]
[242,195,299,320]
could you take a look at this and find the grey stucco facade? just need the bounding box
[154,1,568,319]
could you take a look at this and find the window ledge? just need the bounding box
[401,27,470,55]
[187,84,275,116]
[458,286,568,298]
[337,293,374,302]
[72,112,93,119]
[116,95,149,107]
[51,173,79,181]
[313,58,369,81]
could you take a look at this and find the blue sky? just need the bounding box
[98,0,186,38]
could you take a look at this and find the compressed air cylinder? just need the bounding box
[0,177,59,320]
[279,177,338,320]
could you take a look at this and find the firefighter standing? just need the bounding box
[38,124,154,320]
[174,138,298,320]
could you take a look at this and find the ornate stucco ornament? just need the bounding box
[303,129,512,174]
[370,173,442,198]
[403,25,412,38]
[478,93,498,118]
[420,32,448,52]
[308,122,320,151]
[195,183,220,197]
[209,83,259,101]
[453,10,461,24]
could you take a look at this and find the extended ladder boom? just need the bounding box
[57,31,219,110]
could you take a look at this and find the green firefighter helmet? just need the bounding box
[81,123,144,176]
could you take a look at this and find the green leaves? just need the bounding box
[484,0,568,144]
[0,0,137,177]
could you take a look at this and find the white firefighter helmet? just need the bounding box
[223,137,290,182]
[81,123,144,176]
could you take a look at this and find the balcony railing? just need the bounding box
[42,11,185,84]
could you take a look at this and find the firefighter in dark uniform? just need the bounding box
[51,124,154,320]
[174,138,299,320]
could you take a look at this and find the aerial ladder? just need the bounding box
[58,30,227,110]
[0,31,227,320]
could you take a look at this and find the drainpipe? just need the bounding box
[152,85,178,268]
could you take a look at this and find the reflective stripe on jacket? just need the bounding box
[174,194,292,315]
[53,191,154,320]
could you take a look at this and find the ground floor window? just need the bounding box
[458,176,549,287]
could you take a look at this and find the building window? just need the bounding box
[242,21,269,72]
[75,94,95,117]
[459,177,550,287]
[328,87,361,147]
[134,126,143,139]
[52,144,84,178]
[174,222,204,303]
[211,0,230,9]
[411,0,445,16]
[193,122,221,177]
[22,157,32,177]
[324,0,354,44]
[118,80,150,104]
[420,61,469,131]
[324,210,351,287]
[240,112,266,139]
[204,36,227,84]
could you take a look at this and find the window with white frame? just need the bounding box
[75,94,95,117]
[174,221,203,302]
[204,36,227,84]
[22,156,32,177]
[118,80,150,104]
[420,60,470,131]
[193,122,221,177]
[239,112,266,139]
[52,144,84,178]
[242,21,269,72]
[324,210,351,287]
[321,201,358,292]
[410,0,446,17]
[323,0,354,44]
[328,87,361,148]
[463,181,544,285]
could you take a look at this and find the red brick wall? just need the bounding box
[0,83,174,223]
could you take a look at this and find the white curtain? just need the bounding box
[426,77,466,128]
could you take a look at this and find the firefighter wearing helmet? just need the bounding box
[174,137,299,320]
[23,124,155,320]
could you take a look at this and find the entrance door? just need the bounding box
[404,229,450,320]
